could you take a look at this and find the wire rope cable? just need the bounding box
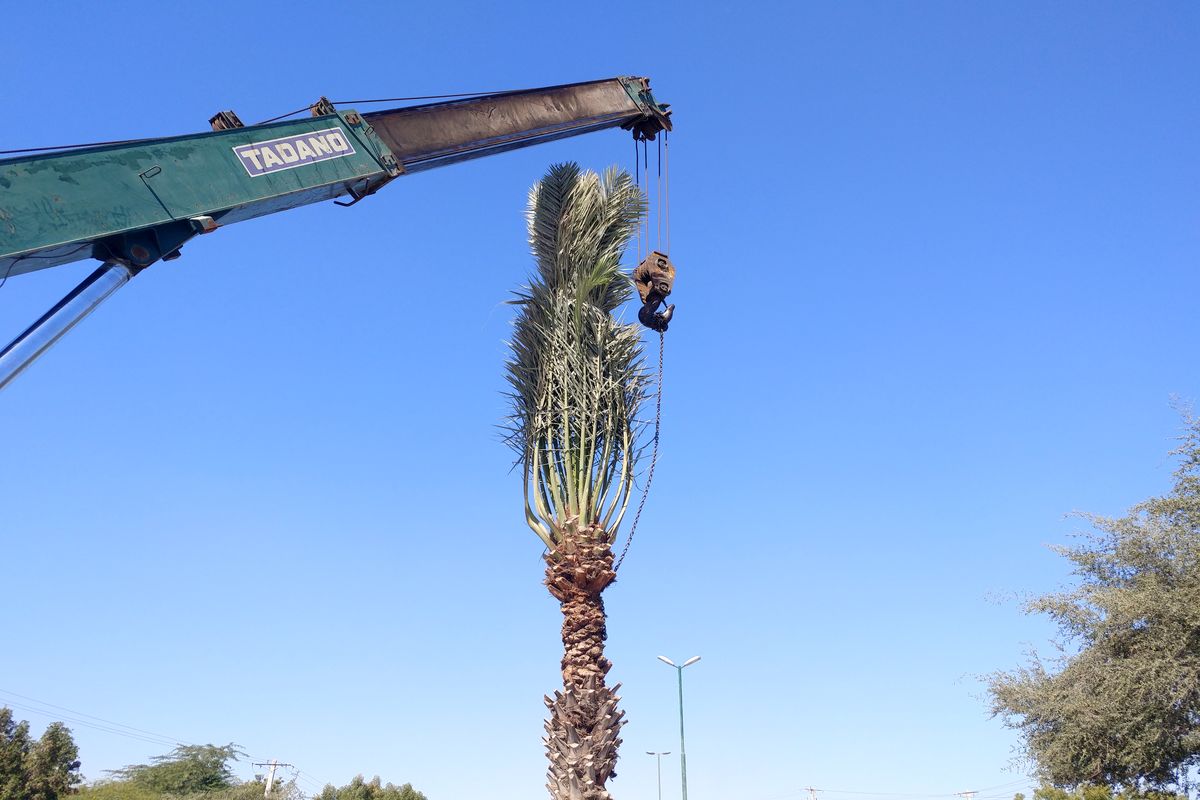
[657,135,663,250]
[0,85,544,156]
[642,139,651,253]
[665,131,671,254]
[634,138,642,261]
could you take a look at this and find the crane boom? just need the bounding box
[0,76,670,279]
[0,76,670,390]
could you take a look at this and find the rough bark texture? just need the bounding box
[543,522,624,800]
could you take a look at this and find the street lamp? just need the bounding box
[646,751,671,800]
[657,655,700,800]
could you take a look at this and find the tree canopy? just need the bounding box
[989,416,1200,792]
[0,708,81,800]
[314,775,427,800]
[106,743,244,795]
[79,743,302,800]
[0,710,426,800]
[1019,783,1186,800]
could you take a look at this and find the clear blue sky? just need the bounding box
[2,2,1198,799]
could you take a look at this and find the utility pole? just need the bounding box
[252,760,293,798]
[807,787,819,800]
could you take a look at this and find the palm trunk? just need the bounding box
[543,521,624,800]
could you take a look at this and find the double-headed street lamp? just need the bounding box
[646,751,671,800]
[657,655,700,800]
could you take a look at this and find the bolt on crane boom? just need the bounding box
[0,76,672,390]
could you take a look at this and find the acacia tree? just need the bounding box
[989,416,1200,794]
[505,163,649,800]
[106,744,243,795]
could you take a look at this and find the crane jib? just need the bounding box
[0,76,670,280]
[0,76,671,391]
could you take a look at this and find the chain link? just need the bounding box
[614,329,664,572]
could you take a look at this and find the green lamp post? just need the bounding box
[657,656,701,800]
[646,751,671,800]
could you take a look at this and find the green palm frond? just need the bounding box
[505,163,649,549]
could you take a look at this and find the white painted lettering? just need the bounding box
[327,131,350,152]
[276,142,299,163]
[236,129,352,176]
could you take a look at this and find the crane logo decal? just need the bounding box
[232,128,356,177]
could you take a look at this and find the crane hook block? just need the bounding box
[633,251,676,332]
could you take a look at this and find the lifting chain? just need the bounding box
[614,328,664,573]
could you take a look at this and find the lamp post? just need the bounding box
[646,751,671,800]
[657,655,700,800]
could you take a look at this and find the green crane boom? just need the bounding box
[0,76,671,389]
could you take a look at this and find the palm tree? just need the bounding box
[505,162,650,800]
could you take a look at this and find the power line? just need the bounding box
[290,768,329,791]
[0,689,295,782]
[815,784,1032,798]
[761,782,1036,800]
[0,689,337,797]
[0,691,185,749]
[973,780,1037,794]
[0,688,179,741]
[813,790,961,797]
[0,705,176,748]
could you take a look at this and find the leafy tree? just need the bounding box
[78,771,299,800]
[314,775,426,800]
[0,709,33,800]
[197,779,301,800]
[1023,784,1185,800]
[24,723,80,800]
[504,163,649,800]
[74,783,160,800]
[106,743,242,795]
[989,416,1200,793]
[0,709,80,800]
[81,744,303,800]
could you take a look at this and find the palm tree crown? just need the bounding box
[505,162,650,550]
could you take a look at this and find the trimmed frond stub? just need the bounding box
[505,163,649,549]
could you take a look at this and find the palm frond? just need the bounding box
[504,163,649,548]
